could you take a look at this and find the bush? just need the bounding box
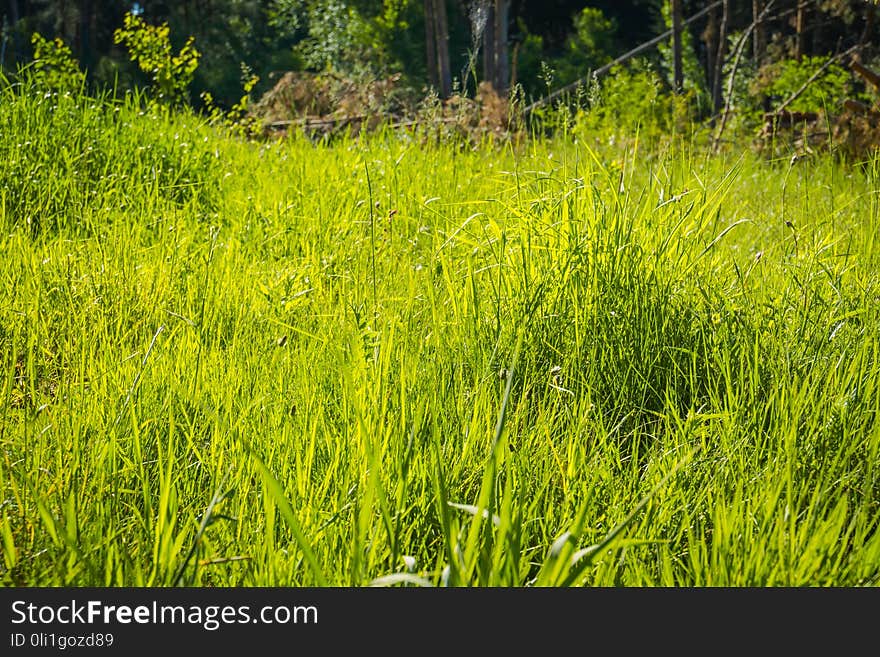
[752,56,853,116]
[113,12,200,107]
[574,61,693,144]
[552,8,617,90]
[29,33,86,93]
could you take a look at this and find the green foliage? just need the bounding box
[565,7,617,70]
[113,12,201,106]
[718,53,856,142]
[552,7,617,88]
[297,0,372,72]
[29,33,85,93]
[571,7,617,57]
[271,0,409,77]
[576,61,693,143]
[757,56,853,115]
[5,0,874,122]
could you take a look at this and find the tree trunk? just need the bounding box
[861,3,875,45]
[79,0,93,72]
[4,0,20,67]
[753,0,769,112]
[795,1,806,59]
[752,0,765,62]
[671,0,683,93]
[60,0,75,44]
[493,0,509,95]
[712,0,729,112]
[703,6,718,105]
[482,3,495,88]
[433,0,452,98]
[424,0,438,91]
[510,39,520,89]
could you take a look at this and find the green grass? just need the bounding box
[2,79,879,586]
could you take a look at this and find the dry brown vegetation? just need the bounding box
[249,72,518,142]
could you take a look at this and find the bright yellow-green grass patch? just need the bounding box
[2,80,879,586]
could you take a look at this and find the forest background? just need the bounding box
[1,0,877,139]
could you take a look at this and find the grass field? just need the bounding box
[2,80,879,586]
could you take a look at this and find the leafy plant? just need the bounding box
[552,7,618,91]
[113,12,200,106]
[575,60,693,143]
[753,56,852,115]
[30,33,85,93]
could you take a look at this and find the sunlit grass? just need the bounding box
[1,78,879,586]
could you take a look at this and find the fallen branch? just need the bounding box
[843,99,879,117]
[389,117,474,128]
[851,60,880,92]
[265,114,369,129]
[264,115,483,133]
[762,110,819,128]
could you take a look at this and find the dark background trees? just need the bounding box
[1,1,875,113]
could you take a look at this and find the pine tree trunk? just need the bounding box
[510,39,520,89]
[671,0,683,93]
[482,3,495,88]
[60,0,75,45]
[703,6,718,106]
[752,0,765,62]
[434,0,452,98]
[424,0,438,91]
[712,0,729,112]
[795,1,807,60]
[79,0,93,72]
[753,0,769,112]
[861,3,875,45]
[493,0,509,95]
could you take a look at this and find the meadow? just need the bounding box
[2,79,879,586]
